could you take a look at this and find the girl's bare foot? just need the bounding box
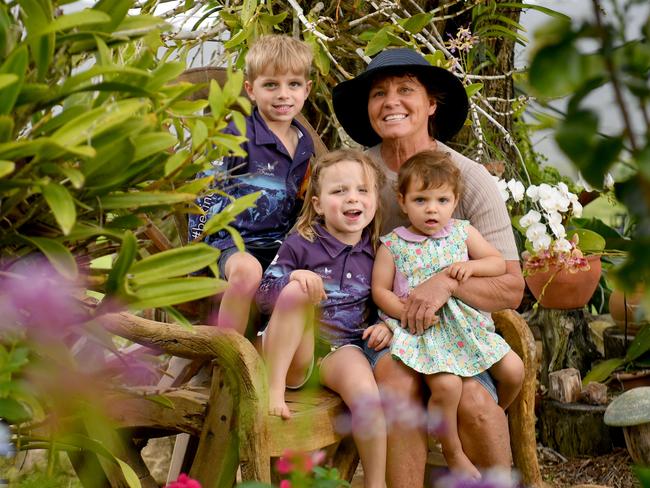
[445,448,481,479]
[269,388,291,419]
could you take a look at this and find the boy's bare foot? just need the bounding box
[445,449,481,479]
[269,388,291,419]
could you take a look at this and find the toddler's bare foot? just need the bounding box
[445,449,481,479]
[269,388,291,419]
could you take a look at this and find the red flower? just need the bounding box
[279,480,292,488]
[457,341,464,348]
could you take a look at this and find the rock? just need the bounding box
[604,386,650,426]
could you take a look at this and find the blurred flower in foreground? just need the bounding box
[434,467,521,488]
[165,473,202,488]
[334,387,445,439]
[0,422,15,458]
[272,449,348,488]
[0,256,89,339]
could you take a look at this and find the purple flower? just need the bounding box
[434,468,521,488]
[0,256,89,338]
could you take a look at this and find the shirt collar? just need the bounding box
[252,107,306,146]
[393,220,454,242]
[314,223,374,258]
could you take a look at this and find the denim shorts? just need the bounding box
[473,370,498,403]
[217,242,281,278]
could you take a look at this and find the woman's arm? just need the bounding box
[371,245,403,322]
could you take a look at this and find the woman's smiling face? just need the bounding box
[367,74,436,143]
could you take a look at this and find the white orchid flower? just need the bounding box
[553,238,573,253]
[548,216,566,239]
[604,173,615,190]
[531,233,552,252]
[526,185,540,201]
[519,210,541,228]
[507,179,525,202]
[495,177,509,202]
[572,199,583,218]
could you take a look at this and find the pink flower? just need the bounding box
[275,455,293,475]
[279,480,292,488]
[165,473,201,488]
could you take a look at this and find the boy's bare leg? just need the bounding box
[489,351,524,410]
[458,378,512,468]
[374,355,427,488]
[262,281,315,419]
[218,252,263,334]
[424,373,480,479]
[321,347,386,488]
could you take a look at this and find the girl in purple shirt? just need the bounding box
[256,149,390,488]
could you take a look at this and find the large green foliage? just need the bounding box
[0,0,254,308]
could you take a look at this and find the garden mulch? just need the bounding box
[538,446,639,487]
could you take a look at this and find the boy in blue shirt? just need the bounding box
[189,35,315,334]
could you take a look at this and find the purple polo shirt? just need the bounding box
[188,107,314,249]
[256,225,375,347]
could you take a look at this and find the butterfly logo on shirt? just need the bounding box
[257,161,278,177]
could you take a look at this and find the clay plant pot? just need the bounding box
[525,255,602,309]
[609,286,647,334]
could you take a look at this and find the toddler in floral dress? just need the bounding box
[371,150,524,479]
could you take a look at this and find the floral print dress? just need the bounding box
[379,219,511,376]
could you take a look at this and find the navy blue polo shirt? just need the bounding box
[256,225,376,347]
[188,107,314,249]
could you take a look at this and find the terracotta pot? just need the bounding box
[609,286,647,334]
[525,255,602,309]
[614,369,650,391]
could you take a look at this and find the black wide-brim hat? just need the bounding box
[332,48,469,146]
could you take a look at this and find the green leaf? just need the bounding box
[0,160,14,178]
[116,458,142,488]
[128,277,227,310]
[240,0,257,25]
[94,0,134,32]
[0,115,14,142]
[176,175,212,194]
[161,306,193,330]
[100,191,197,209]
[191,120,208,150]
[399,12,433,34]
[145,61,185,92]
[51,99,149,148]
[22,236,78,280]
[583,357,625,384]
[555,109,598,166]
[164,150,190,177]
[0,397,31,423]
[529,41,583,98]
[224,26,252,49]
[0,45,28,115]
[41,182,76,235]
[203,192,260,235]
[29,10,111,38]
[208,79,225,118]
[465,83,483,98]
[113,14,170,38]
[567,228,606,254]
[258,12,288,26]
[106,230,137,296]
[624,324,650,362]
[0,73,17,90]
[365,28,391,57]
[132,132,177,162]
[168,99,209,116]
[129,244,221,285]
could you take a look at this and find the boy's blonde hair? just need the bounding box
[397,150,463,200]
[296,149,385,248]
[245,34,313,82]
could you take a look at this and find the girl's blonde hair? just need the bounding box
[397,150,463,199]
[296,149,385,248]
[245,34,313,82]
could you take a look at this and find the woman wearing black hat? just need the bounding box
[333,48,525,486]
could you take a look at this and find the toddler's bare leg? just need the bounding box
[489,351,524,410]
[425,373,480,479]
[320,347,386,488]
[263,281,315,419]
[218,252,262,334]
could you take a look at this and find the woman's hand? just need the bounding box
[290,270,327,304]
[401,272,458,335]
[363,322,393,351]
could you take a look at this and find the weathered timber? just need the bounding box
[623,423,650,465]
[530,308,600,387]
[548,368,582,403]
[540,399,618,456]
[581,382,608,406]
